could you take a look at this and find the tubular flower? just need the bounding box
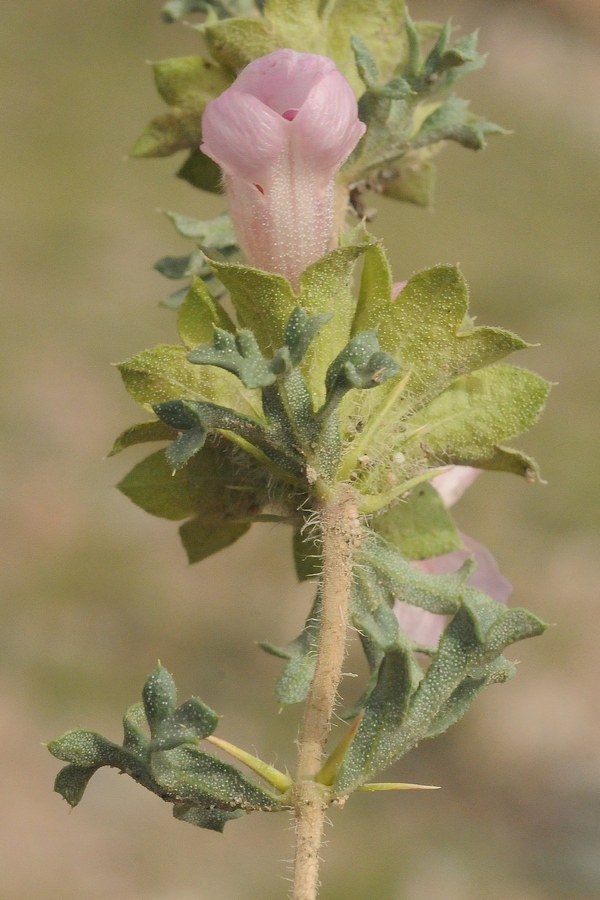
[201,49,366,291]
[394,467,512,648]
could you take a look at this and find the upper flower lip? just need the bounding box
[232,49,338,117]
[200,49,365,189]
[201,90,288,184]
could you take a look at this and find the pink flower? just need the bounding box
[201,49,365,291]
[394,467,512,648]
[431,465,481,507]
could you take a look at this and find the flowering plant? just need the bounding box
[47,3,549,898]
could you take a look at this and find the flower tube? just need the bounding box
[201,49,365,291]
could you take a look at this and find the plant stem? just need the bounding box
[291,485,362,900]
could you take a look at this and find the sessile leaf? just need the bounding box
[117,344,262,419]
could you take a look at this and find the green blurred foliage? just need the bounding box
[1,0,599,898]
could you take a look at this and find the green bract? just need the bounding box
[114,236,548,559]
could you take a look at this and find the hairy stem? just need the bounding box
[291,485,362,900]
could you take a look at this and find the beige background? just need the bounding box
[1,1,599,897]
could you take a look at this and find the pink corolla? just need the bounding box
[201,49,365,291]
[394,467,512,648]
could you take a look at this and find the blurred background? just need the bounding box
[1,0,599,897]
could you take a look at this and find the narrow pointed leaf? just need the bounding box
[108,420,178,457]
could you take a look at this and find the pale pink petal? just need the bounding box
[460,533,512,604]
[392,281,407,299]
[432,466,481,508]
[292,70,366,180]
[394,602,447,648]
[233,49,336,116]
[201,90,287,184]
[394,532,512,647]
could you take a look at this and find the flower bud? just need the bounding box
[201,49,365,290]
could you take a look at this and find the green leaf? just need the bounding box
[292,528,321,581]
[260,591,321,706]
[153,56,231,110]
[404,365,550,469]
[351,35,379,89]
[143,665,178,734]
[160,287,190,310]
[164,210,236,247]
[179,517,251,564]
[154,398,303,478]
[188,328,278,389]
[151,746,284,811]
[350,572,402,654]
[177,279,236,350]
[335,589,545,791]
[54,764,98,808]
[131,55,230,160]
[333,645,421,792]
[263,0,324,53]
[208,261,297,357]
[353,241,393,336]
[177,149,223,193]
[353,266,528,397]
[151,698,220,751]
[202,17,279,72]
[284,306,333,368]
[345,266,542,498]
[372,483,462,561]
[165,424,208,469]
[425,657,516,739]
[108,420,178,457]
[48,729,123,767]
[122,703,149,757]
[48,667,284,827]
[162,0,211,23]
[327,0,408,95]
[324,331,400,401]
[298,236,375,406]
[154,251,202,280]
[173,804,244,832]
[380,148,435,207]
[130,110,201,159]
[413,95,506,152]
[474,445,542,482]
[358,534,468,616]
[484,606,547,655]
[117,344,262,418]
[117,445,264,522]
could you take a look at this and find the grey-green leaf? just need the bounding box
[151,698,220,751]
[54,764,98,808]
[151,746,284,811]
[173,804,245,832]
[143,666,178,734]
